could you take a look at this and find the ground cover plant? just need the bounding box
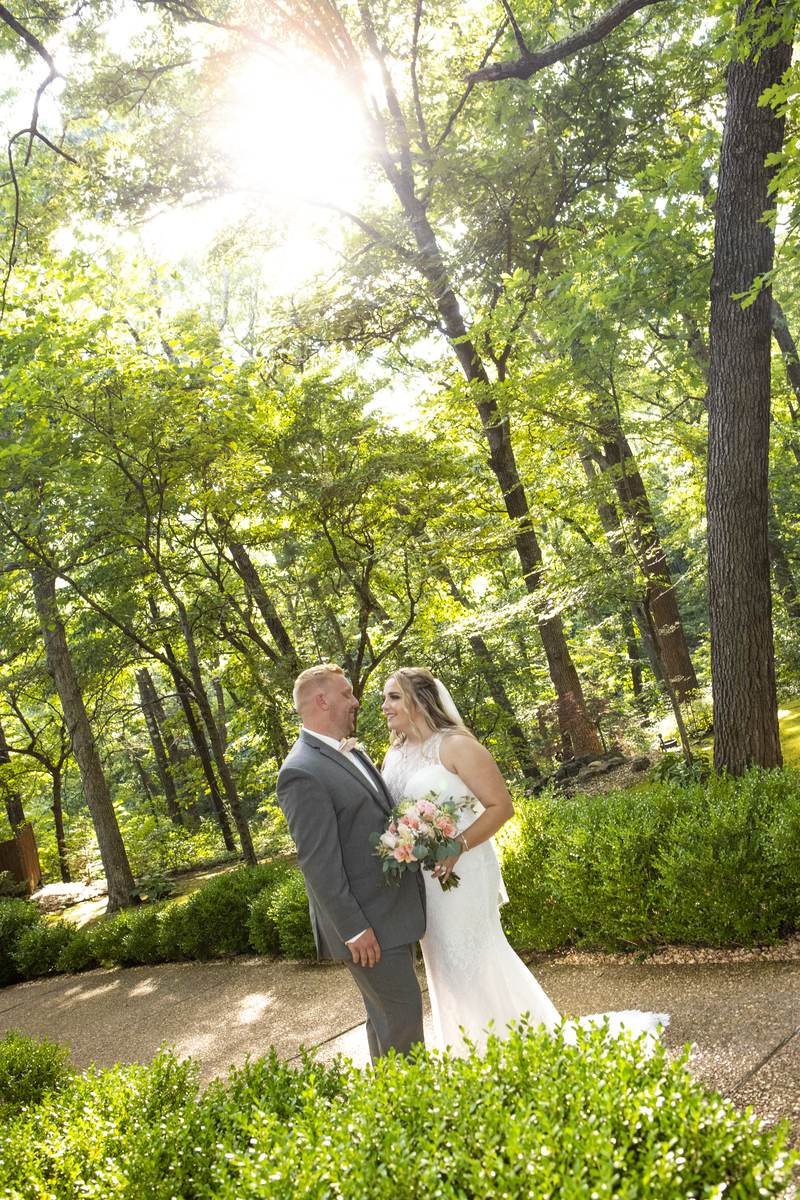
[498,766,800,951]
[0,1027,794,1199]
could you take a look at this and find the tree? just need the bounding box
[30,565,136,908]
[706,1,792,773]
[463,0,795,769]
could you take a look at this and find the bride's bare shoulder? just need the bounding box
[439,729,487,769]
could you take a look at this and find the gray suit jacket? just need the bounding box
[276,729,426,961]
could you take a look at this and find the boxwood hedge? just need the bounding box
[498,766,800,951]
[0,862,317,987]
[0,1026,793,1199]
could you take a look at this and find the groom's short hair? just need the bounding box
[293,663,346,712]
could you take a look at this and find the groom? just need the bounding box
[276,664,426,1060]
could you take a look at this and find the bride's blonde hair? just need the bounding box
[385,667,475,748]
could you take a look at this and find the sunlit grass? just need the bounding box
[778,697,800,767]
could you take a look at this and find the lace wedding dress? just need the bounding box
[383,732,668,1057]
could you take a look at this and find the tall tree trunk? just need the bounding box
[30,566,136,912]
[0,716,26,832]
[427,543,542,774]
[706,1,791,774]
[173,599,257,865]
[51,767,71,884]
[161,641,237,851]
[131,756,160,817]
[144,668,199,821]
[354,7,600,754]
[621,607,644,699]
[579,451,661,693]
[136,669,184,826]
[585,427,698,699]
[466,633,541,778]
[212,678,228,753]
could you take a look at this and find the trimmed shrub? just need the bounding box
[0,899,45,986]
[268,871,316,960]
[116,904,170,966]
[158,863,289,961]
[0,1029,72,1113]
[0,1028,794,1198]
[11,920,77,981]
[55,929,101,975]
[499,766,800,951]
[247,889,281,957]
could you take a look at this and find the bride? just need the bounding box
[380,666,667,1056]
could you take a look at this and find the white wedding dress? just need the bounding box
[383,732,668,1057]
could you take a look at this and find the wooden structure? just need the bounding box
[0,823,42,895]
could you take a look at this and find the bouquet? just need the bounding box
[369,791,467,891]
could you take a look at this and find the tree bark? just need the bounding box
[621,607,644,699]
[51,767,71,884]
[30,566,136,912]
[706,1,791,774]
[161,640,237,851]
[136,669,184,826]
[174,598,257,865]
[579,450,662,691]
[145,670,199,821]
[465,0,668,83]
[466,633,541,777]
[586,427,699,699]
[770,297,800,464]
[0,716,26,832]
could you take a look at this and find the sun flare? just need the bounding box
[223,58,368,210]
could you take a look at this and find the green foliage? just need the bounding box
[156,864,289,962]
[0,872,29,898]
[650,752,712,786]
[0,1030,72,1115]
[266,872,316,960]
[54,929,100,975]
[499,767,800,951]
[0,899,45,986]
[11,920,76,981]
[246,888,281,957]
[129,873,176,903]
[0,1029,794,1198]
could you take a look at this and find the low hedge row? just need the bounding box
[0,863,317,987]
[4,766,800,987]
[498,766,800,951]
[0,1027,794,1198]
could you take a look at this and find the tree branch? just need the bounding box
[465,0,668,84]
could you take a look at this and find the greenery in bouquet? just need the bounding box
[369,791,467,890]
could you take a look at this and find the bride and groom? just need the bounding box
[276,662,666,1061]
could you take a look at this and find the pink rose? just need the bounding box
[393,844,416,862]
[389,821,397,833]
[418,800,436,819]
[437,817,456,837]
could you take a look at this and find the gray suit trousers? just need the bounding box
[344,942,423,1061]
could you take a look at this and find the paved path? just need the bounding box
[2,957,798,1155]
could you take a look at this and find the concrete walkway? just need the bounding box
[2,956,798,1155]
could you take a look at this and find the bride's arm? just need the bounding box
[434,734,514,881]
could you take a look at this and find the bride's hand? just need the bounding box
[433,841,463,884]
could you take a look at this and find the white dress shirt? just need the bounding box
[302,728,378,789]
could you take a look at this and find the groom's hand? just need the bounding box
[349,927,381,967]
